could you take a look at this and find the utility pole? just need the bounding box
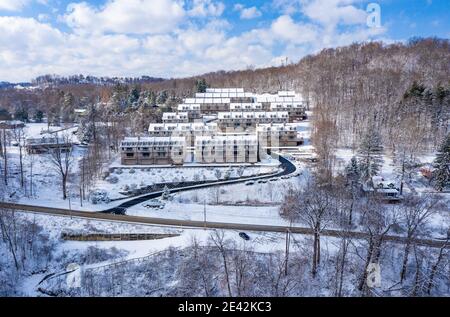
[68,193,72,219]
[285,220,292,276]
[203,200,207,230]
[29,153,33,197]
[80,186,83,207]
[3,128,7,185]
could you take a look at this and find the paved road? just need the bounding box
[0,201,448,249]
[104,155,297,214]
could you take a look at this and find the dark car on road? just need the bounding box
[239,232,250,241]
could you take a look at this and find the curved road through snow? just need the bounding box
[103,155,297,214]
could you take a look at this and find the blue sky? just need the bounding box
[0,0,448,82]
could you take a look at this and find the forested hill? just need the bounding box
[0,75,165,90]
[31,75,166,87]
[0,38,449,151]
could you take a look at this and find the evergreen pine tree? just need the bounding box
[433,134,450,191]
[128,86,140,107]
[14,107,29,122]
[34,110,44,123]
[62,92,75,122]
[345,156,360,183]
[0,108,11,120]
[156,90,168,105]
[147,91,157,107]
[195,78,208,93]
[357,125,384,182]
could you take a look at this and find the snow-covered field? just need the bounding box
[96,164,281,200]
[11,211,315,296]
[334,147,439,190]
[127,164,309,226]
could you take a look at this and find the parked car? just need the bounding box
[257,179,268,184]
[281,175,290,180]
[245,181,255,186]
[144,199,165,209]
[239,232,250,241]
[270,178,279,182]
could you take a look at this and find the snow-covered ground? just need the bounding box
[13,211,316,296]
[334,148,440,193]
[2,122,283,211]
[96,164,281,200]
[2,123,93,208]
[127,164,308,225]
[23,123,79,140]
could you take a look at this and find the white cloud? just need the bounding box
[301,0,367,28]
[273,0,367,29]
[37,13,50,22]
[188,0,225,17]
[0,0,387,82]
[234,4,262,20]
[271,15,317,44]
[0,0,30,11]
[63,0,186,35]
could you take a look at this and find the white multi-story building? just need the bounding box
[256,123,304,149]
[256,91,308,121]
[176,104,201,121]
[269,103,307,121]
[148,122,218,146]
[217,111,289,131]
[230,103,264,112]
[120,137,186,165]
[162,112,189,124]
[195,135,258,164]
[182,88,255,113]
[183,97,231,113]
[26,134,73,154]
[120,88,310,166]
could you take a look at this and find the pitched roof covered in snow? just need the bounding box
[195,134,258,145]
[121,136,186,147]
[230,103,263,111]
[217,111,289,120]
[148,122,217,132]
[256,123,298,132]
[162,112,189,120]
[177,104,201,111]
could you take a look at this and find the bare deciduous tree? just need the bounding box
[399,194,441,283]
[47,133,73,200]
[210,230,233,297]
[280,179,334,277]
[357,198,398,293]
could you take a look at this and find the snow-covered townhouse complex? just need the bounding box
[217,111,289,131]
[257,123,304,149]
[195,135,258,164]
[119,88,309,165]
[230,103,265,112]
[183,88,254,114]
[183,97,231,114]
[176,104,202,121]
[162,112,189,124]
[26,135,73,154]
[148,123,218,146]
[269,103,307,121]
[257,91,308,122]
[120,137,186,165]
